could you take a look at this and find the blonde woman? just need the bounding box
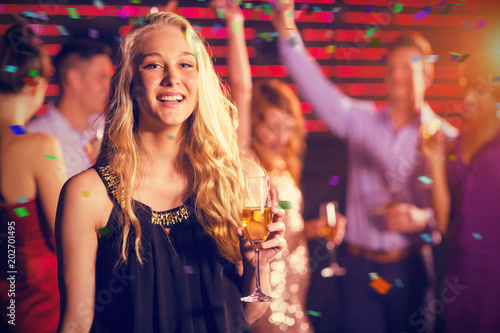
[56,12,286,333]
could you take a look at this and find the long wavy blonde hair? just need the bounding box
[251,79,306,184]
[96,12,244,265]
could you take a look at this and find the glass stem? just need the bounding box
[254,244,262,292]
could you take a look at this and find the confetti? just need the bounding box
[328,175,340,186]
[413,11,428,19]
[365,5,374,14]
[331,7,341,13]
[420,233,433,243]
[476,19,487,29]
[215,8,225,19]
[370,277,393,294]
[97,226,112,236]
[472,232,482,240]
[17,197,29,204]
[93,0,105,9]
[379,55,387,64]
[81,190,91,197]
[441,5,452,14]
[457,54,470,63]
[448,154,457,161]
[57,25,70,36]
[3,65,18,73]
[9,125,27,135]
[423,6,431,13]
[417,176,433,184]
[393,4,404,13]
[306,310,322,317]
[450,55,460,61]
[130,0,141,3]
[493,77,500,82]
[43,155,57,159]
[412,55,420,63]
[364,27,377,38]
[88,29,99,39]
[326,45,336,54]
[426,55,439,63]
[369,38,380,47]
[243,3,253,9]
[461,21,471,29]
[22,11,38,18]
[436,0,449,7]
[263,4,272,15]
[231,21,242,34]
[28,69,38,77]
[13,207,30,218]
[395,279,404,287]
[67,8,81,19]
[278,201,293,210]
[300,4,308,11]
[402,40,413,47]
[368,272,379,280]
[313,7,321,13]
[183,265,195,274]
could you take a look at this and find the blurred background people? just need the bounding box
[26,38,113,178]
[271,1,458,332]
[0,21,66,333]
[423,53,500,332]
[211,1,344,331]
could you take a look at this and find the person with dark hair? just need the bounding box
[270,1,459,332]
[26,38,113,178]
[422,47,500,333]
[56,11,286,333]
[0,21,66,333]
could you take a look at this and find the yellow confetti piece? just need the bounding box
[448,154,457,161]
[326,45,336,53]
[81,190,91,197]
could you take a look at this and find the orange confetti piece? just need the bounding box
[369,276,393,295]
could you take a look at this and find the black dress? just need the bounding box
[90,165,250,333]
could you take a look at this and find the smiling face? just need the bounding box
[133,27,199,132]
[385,46,431,105]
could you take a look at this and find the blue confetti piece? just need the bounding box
[365,5,374,13]
[394,278,404,287]
[417,176,433,184]
[17,196,29,204]
[56,25,70,36]
[436,0,449,7]
[313,7,321,13]
[412,55,420,63]
[472,232,482,240]
[493,77,500,82]
[9,125,27,135]
[420,233,433,243]
[3,65,18,73]
[379,55,387,64]
[22,11,38,18]
[423,6,431,13]
[93,0,105,9]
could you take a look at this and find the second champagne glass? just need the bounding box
[240,175,276,302]
[319,201,346,278]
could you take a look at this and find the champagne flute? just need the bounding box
[320,201,346,278]
[240,175,276,302]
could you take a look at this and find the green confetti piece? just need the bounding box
[417,176,433,184]
[215,8,225,19]
[278,201,293,210]
[306,310,322,317]
[231,21,243,34]
[28,69,38,77]
[369,38,380,47]
[13,207,30,218]
[67,7,81,19]
[364,27,377,38]
[368,272,379,280]
[263,4,272,15]
[243,3,253,9]
[402,40,413,47]
[97,226,112,236]
[130,0,141,3]
[43,155,57,159]
[449,52,461,56]
[393,4,404,13]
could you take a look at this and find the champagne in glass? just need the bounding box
[320,201,346,278]
[241,175,276,302]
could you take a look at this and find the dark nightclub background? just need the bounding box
[1,1,499,331]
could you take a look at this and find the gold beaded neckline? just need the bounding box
[98,165,191,227]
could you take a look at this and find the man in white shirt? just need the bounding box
[27,39,113,178]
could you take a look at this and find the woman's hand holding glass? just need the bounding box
[238,177,286,302]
